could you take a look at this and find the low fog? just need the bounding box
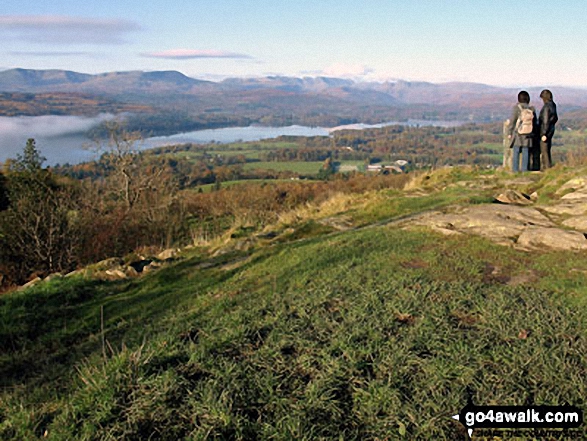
[0,114,113,166]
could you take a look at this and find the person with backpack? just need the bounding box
[507,91,537,172]
[538,89,558,169]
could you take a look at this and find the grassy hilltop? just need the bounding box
[2,165,587,440]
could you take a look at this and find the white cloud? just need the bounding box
[0,15,141,45]
[141,49,253,60]
[321,63,375,78]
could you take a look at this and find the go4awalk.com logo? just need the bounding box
[452,399,583,438]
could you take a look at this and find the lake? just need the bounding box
[0,116,464,166]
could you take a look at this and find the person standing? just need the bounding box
[507,91,537,172]
[538,89,558,169]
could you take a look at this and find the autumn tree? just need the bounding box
[0,170,8,212]
[79,121,185,257]
[95,121,176,212]
[0,139,79,282]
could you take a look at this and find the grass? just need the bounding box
[243,161,325,175]
[192,179,306,193]
[3,165,587,440]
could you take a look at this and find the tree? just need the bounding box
[13,138,46,173]
[0,171,8,212]
[0,140,78,282]
[97,121,168,211]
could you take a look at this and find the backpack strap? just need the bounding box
[515,104,523,132]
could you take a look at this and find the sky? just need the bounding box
[1,0,586,87]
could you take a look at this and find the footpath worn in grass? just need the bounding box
[2,223,587,440]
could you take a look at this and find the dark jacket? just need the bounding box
[539,100,558,140]
[507,103,537,148]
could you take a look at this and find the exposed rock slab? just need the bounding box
[555,178,587,195]
[401,204,583,250]
[404,197,587,251]
[516,227,587,251]
[560,191,587,201]
[562,216,587,231]
[541,204,587,216]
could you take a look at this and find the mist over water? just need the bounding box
[0,116,464,166]
[0,115,112,165]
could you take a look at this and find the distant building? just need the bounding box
[338,164,359,172]
[367,162,405,174]
[366,164,383,172]
[384,165,403,173]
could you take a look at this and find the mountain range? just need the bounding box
[1,68,586,124]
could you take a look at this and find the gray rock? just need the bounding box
[44,273,63,282]
[516,227,587,251]
[541,204,587,216]
[555,178,587,195]
[157,248,179,261]
[124,266,139,278]
[104,269,128,280]
[562,216,587,231]
[494,189,532,205]
[19,277,42,291]
[560,191,587,201]
[405,204,554,246]
[93,257,123,271]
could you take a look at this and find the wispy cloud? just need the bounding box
[10,51,92,57]
[322,63,375,78]
[141,49,253,60]
[0,15,141,45]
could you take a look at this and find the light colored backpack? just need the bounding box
[517,104,535,135]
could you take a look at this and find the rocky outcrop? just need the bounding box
[404,205,555,248]
[403,177,587,251]
[494,190,532,205]
[562,216,587,230]
[18,250,185,291]
[516,227,587,251]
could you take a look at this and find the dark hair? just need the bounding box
[540,89,553,101]
[517,91,530,104]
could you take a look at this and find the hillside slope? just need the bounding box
[2,165,587,440]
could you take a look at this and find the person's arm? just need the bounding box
[507,105,519,139]
[540,105,550,140]
[545,103,557,139]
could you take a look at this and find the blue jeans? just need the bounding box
[512,146,529,172]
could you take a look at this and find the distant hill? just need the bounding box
[0,68,216,94]
[1,68,587,124]
[3,68,586,106]
[0,91,152,116]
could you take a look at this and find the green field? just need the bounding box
[243,161,326,175]
[193,178,308,193]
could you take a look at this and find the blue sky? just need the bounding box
[1,0,586,87]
